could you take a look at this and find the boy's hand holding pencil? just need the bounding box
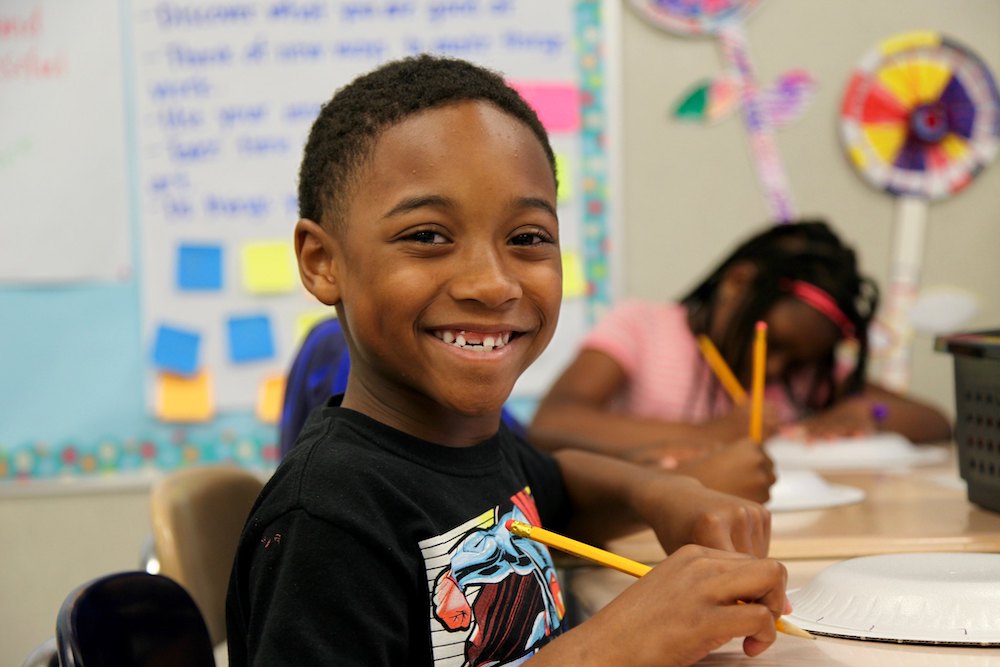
[507,519,813,665]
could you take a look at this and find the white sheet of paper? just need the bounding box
[766,433,948,471]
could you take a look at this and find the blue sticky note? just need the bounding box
[152,325,201,375]
[227,314,275,363]
[177,243,223,291]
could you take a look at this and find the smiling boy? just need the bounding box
[227,55,789,667]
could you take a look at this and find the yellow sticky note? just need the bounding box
[295,311,336,345]
[241,240,297,294]
[155,371,214,423]
[256,375,286,424]
[555,153,573,202]
[562,251,587,299]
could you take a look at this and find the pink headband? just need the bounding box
[782,279,855,339]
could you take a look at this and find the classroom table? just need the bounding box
[565,444,1000,666]
[607,444,1000,563]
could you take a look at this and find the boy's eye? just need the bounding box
[510,231,554,246]
[406,230,448,244]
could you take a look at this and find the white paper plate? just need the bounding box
[765,469,865,512]
[766,433,949,471]
[786,553,1000,645]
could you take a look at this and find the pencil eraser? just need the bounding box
[756,321,768,332]
[504,519,514,531]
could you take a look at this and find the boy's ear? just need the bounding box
[295,218,342,306]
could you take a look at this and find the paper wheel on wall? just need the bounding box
[842,31,1000,200]
[840,31,1000,389]
[628,0,761,36]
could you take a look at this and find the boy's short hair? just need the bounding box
[298,54,557,230]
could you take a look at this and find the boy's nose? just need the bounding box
[449,247,522,307]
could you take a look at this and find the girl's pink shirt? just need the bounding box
[581,300,807,424]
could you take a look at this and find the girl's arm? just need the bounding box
[789,382,952,443]
[530,349,770,457]
[552,448,771,557]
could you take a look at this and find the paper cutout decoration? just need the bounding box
[176,243,223,291]
[554,153,573,201]
[629,0,761,35]
[630,0,803,222]
[241,240,297,294]
[760,69,817,129]
[256,375,286,424]
[295,311,335,345]
[509,82,581,134]
[151,324,201,376]
[155,370,214,422]
[227,314,275,363]
[841,31,1000,388]
[674,69,816,129]
[908,287,978,335]
[561,251,588,299]
[674,75,741,123]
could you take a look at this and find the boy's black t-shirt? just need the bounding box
[226,397,573,666]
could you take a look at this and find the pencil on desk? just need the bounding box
[696,335,747,405]
[750,321,767,445]
[505,519,813,640]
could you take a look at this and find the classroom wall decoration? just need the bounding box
[0,0,620,484]
[840,31,1000,389]
[0,1,132,282]
[628,0,804,223]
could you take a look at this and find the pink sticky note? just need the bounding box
[510,82,580,133]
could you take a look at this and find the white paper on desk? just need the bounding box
[786,552,1000,645]
[766,469,865,512]
[765,433,948,471]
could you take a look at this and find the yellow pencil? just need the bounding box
[506,519,813,640]
[750,321,767,445]
[696,335,747,405]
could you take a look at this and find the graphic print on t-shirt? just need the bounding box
[419,487,566,666]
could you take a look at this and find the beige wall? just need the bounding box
[1,484,151,665]
[4,2,999,664]
[617,0,1000,417]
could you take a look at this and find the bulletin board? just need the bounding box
[0,0,620,483]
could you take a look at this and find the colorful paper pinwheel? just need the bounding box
[841,31,1000,388]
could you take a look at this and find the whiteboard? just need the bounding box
[0,0,131,282]
[0,0,621,480]
[131,0,621,410]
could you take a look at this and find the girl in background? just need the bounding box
[530,220,951,500]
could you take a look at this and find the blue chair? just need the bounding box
[56,570,215,667]
[280,318,526,458]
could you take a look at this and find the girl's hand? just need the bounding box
[702,400,781,443]
[783,399,876,441]
[674,440,776,503]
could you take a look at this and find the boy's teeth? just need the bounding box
[437,329,510,350]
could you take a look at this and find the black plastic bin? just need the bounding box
[935,330,1000,514]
